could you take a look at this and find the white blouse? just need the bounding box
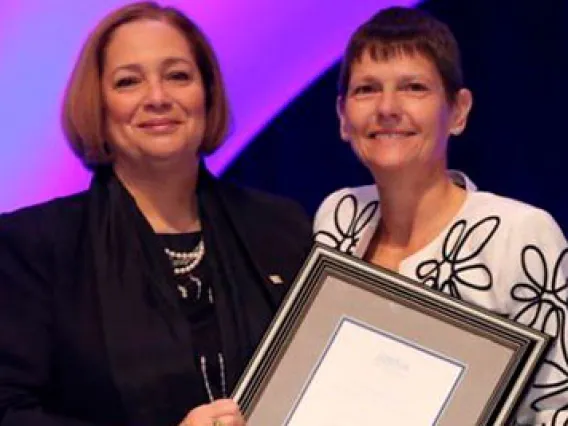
[314,171,568,425]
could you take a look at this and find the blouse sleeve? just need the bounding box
[505,209,568,425]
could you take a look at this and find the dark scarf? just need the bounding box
[84,166,277,426]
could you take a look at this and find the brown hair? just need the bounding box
[62,1,230,169]
[338,7,463,104]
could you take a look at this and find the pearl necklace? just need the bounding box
[164,239,205,275]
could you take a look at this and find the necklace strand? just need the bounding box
[200,353,227,402]
[164,239,205,275]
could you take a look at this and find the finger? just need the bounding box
[180,400,243,426]
[179,402,219,426]
[214,413,245,426]
[208,399,241,417]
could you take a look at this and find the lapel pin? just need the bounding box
[269,274,284,285]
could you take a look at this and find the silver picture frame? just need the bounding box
[233,244,551,425]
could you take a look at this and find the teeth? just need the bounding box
[371,133,409,139]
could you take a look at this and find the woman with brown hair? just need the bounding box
[0,2,311,425]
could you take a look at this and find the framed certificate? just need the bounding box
[233,244,551,425]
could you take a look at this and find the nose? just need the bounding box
[374,90,402,125]
[143,80,172,112]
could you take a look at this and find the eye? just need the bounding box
[114,76,139,89]
[403,82,429,92]
[351,84,378,96]
[167,71,191,82]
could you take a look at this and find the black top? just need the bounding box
[160,232,226,402]
[0,169,312,426]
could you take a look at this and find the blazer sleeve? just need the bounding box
[504,210,568,425]
[0,213,96,426]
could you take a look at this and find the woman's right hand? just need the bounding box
[179,399,245,426]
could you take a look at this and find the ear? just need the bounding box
[336,96,350,142]
[449,88,473,136]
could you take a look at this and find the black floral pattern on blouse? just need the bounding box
[318,189,568,422]
[512,245,568,422]
[415,216,500,300]
[315,194,378,255]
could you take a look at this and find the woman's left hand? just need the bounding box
[179,398,245,426]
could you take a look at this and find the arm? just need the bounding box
[0,214,97,426]
[505,210,568,425]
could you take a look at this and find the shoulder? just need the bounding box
[0,192,88,291]
[314,184,379,231]
[215,179,310,228]
[463,192,567,290]
[213,180,313,274]
[0,192,87,230]
[0,192,88,254]
[467,191,565,242]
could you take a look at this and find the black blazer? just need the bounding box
[0,176,312,426]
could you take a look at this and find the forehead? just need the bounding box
[104,19,194,68]
[349,48,441,81]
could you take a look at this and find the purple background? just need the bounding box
[0,0,416,213]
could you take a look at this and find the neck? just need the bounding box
[114,157,201,234]
[372,163,466,251]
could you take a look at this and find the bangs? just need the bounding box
[337,7,463,103]
[352,39,436,66]
[339,38,462,103]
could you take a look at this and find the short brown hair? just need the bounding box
[338,7,463,104]
[62,1,230,169]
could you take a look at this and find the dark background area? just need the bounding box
[223,0,568,232]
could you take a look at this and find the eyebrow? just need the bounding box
[110,56,195,76]
[162,56,194,68]
[351,73,431,83]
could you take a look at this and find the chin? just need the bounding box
[140,135,197,154]
[362,152,409,169]
[362,144,425,169]
[136,145,196,164]
[363,156,418,176]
